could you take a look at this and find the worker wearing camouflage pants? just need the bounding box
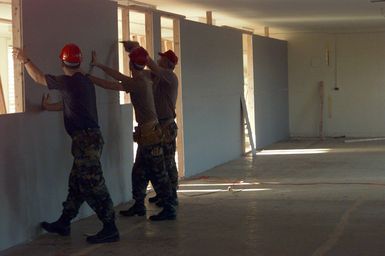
[146,49,180,207]
[89,47,176,221]
[63,129,115,227]
[130,133,174,214]
[149,120,178,206]
[13,44,119,244]
[118,42,180,207]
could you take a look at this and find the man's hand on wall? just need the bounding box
[12,47,30,64]
[41,93,63,111]
[41,93,51,110]
[90,50,100,67]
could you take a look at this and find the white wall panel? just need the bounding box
[180,20,244,177]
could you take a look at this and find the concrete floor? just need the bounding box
[2,139,385,256]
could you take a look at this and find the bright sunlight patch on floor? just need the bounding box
[257,148,331,155]
[178,188,271,193]
[179,182,260,187]
[178,181,271,194]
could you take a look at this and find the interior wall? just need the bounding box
[0,0,293,250]
[180,20,244,177]
[253,35,289,148]
[22,0,120,110]
[0,0,134,251]
[283,32,385,137]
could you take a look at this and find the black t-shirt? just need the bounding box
[45,73,99,136]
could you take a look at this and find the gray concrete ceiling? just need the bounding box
[121,0,385,34]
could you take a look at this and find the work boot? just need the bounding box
[86,222,120,244]
[119,203,146,217]
[155,197,178,207]
[156,189,179,207]
[148,195,160,203]
[41,215,71,236]
[149,205,176,221]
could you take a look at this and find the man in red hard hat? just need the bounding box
[88,47,176,221]
[146,49,179,207]
[13,44,119,244]
[121,41,180,208]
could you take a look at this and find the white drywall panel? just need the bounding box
[253,35,289,148]
[0,0,134,251]
[180,20,244,177]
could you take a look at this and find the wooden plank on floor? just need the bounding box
[319,81,324,140]
[206,11,213,25]
[264,26,270,37]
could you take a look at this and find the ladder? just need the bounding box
[241,95,256,156]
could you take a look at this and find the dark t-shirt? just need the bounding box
[45,73,99,136]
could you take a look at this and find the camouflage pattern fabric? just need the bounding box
[161,122,178,192]
[61,129,115,224]
[142,121,178,199]
[132,143,172,206]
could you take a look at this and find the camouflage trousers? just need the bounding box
[161,139,178,193]
[154,121,178,193]
[131,142,172,206]
[144,121,178,198]
[62,129,115,224]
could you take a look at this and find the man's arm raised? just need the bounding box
[88,74,125,91]
[13,47,47,86]
[91,51,128,82]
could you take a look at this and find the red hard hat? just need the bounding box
[159,50,178,65]
[60,43,82,66]
[129,47,148,67]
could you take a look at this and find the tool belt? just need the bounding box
[159,118,178,143]
[133,121,163,146]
